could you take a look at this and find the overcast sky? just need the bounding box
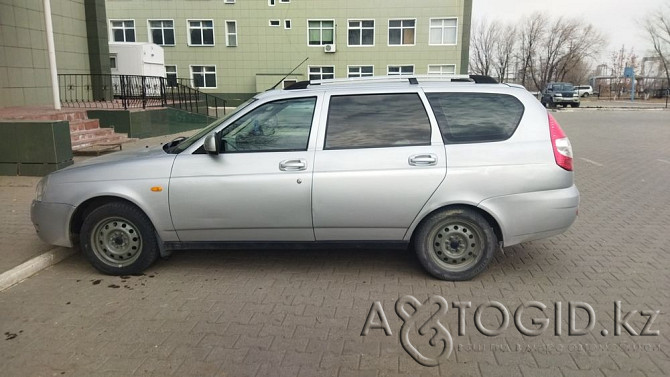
[471,0,667,63]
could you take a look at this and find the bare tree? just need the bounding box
[517,13,547,89]
[493,23,516,82]
[470,19,499,76]
[643,5,670,94]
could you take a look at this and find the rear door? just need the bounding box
[311,90,446,241]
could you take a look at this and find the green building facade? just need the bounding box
[0,0,110,108]
[106,0,472,104]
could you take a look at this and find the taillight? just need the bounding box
[548,113,573,171]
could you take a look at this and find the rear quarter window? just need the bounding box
[426,93,524,143]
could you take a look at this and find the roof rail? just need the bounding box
[284,75,499,90]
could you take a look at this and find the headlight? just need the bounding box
[35,176,48,201]
[554,93,563,97]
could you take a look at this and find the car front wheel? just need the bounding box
[80,201,159,275]
[414,208,497,281]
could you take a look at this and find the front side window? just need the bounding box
[111,20,135,42]
[325,93,431,149]
[220,97,317,152]
[426,93,524,143]
[225,21,237,46]
[429,18,457,45]
[189,20,214,46]
[309,66,334,81]
[166,65,178,87]
[427,64,456,76]
[348,20,374,46]
[191,65,216,88]
[149,20,175,46]
[388,19,415,45]
[308,20,334,46]
[348,66,374,78]
[388,65,414,76]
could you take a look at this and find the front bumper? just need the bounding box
[31,200,75,247]
[553,97,579,104]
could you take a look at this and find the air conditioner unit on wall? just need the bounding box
[324,44,336,53]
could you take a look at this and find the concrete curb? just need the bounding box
[0,247,75,291]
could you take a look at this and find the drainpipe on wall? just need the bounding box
[43,0,61,110]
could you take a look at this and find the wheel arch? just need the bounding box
[70,195,151,241]
[408,204,504,246]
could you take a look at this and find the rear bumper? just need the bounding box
[30,200,75,247]
[479,185,579,247]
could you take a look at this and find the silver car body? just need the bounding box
[32,80,579,251]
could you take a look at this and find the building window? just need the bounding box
[308,20,334,46]
[348,20,374,46]
[268,0,275,5]
[284,20,292,29]
[348,66,374,78]
[388,19,415,46]
[280,0,290,3]
[429,18,458,45]
[387,65,414,76]
[269,19,280,27]
[309,66,334,81]
[427,64,456,76]
[191,65,217,88]
[110,20,135,42]
[149,20,175,46]
[166,65,178,87]
[188,20,214,46]
[225,21,237,46]
[110,55,117,69]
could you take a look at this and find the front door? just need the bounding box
[169,96,320,242]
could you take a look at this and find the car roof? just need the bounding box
[254,75,514,101]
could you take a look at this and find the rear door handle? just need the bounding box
[279,159,307,171]
[408,154,438,166]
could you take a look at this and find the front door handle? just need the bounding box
[408,154,438,166]
[279,159,307,171]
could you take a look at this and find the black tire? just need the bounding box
[583,93,590,98]
[80,201,159,275]
[573,103,580,108]
[414,207,497,281]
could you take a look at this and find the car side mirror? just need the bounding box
[203,133,219,155]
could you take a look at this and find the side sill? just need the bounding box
[164,240,410,251]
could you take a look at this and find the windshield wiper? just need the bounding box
[163,136,187,153]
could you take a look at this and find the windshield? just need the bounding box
[553,84,575,92]
[168,97,257,153]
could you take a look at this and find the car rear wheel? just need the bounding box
[414,208,497,281]
[80,201,159,275]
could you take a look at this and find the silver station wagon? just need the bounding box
[31,75,579,280]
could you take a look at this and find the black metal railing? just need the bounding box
[165,83,226,118]
[58,74,227,116]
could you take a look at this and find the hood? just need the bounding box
[69,144,167,168]
[49,144,177,184]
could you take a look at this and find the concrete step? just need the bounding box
[71,134,136,150]
[70,128,115,142]
[31,111,89,122]
[69,119,100,132]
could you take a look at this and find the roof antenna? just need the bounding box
[268,57,309,90]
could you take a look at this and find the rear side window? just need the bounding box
[325,93,431,149]
[426,93,524,143]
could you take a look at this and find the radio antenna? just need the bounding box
[268,57,309,90]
